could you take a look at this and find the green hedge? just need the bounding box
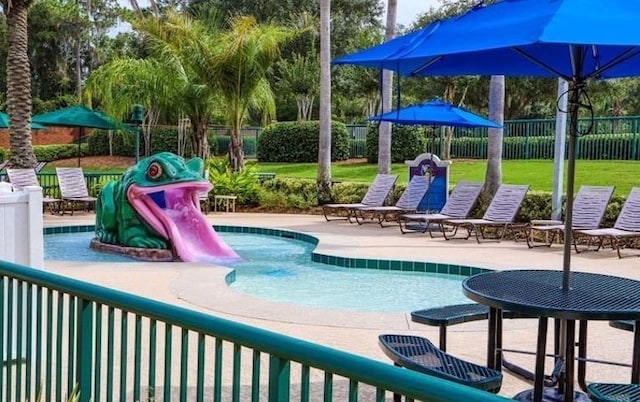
[34,144,86,161]
[257,121,350,162]
[366,124,427,163]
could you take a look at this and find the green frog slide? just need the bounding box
[95,152,240,262]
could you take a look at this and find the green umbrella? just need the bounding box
[32,105,123,166]
[0,112,47,130]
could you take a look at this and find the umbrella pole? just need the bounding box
[562,82,580,291]
[78,128,83,167]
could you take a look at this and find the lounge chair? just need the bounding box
[322,173,398,222]
[56,167,98,215]
[352,175,432,226]
[573,187,640,258]
[34,161,47,173]
[442,184,530,243]
[524,185,614,249]
[6,168,61,214]
[398,181,484,236]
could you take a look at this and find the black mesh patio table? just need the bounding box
[462,270,640,402]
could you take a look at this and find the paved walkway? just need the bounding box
[43,212,640,398]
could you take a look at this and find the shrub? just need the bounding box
[257,121,350,162]
[205,157,262,206]
[87,130,135,156]
[365,124,427,163]
[328,181,373,204]
[260,177,318,208]
[33,144,86,161]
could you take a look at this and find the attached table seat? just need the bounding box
[378,334,503,393]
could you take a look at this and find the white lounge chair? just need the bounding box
[322,174,398,222]
[524,185,614,249]
[443,184,530,243]
[398,181,484,236]
[6,168,61,214]
[353,175,433,227]
[574,187,640,258]
[56,167,98,215]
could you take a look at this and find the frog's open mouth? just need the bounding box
[126,181,240,262]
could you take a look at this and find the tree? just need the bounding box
[84,58,182,157]
[377,0,396,174]
[136,13,299,170]
[2,0,37,168]
[484,75,505,198]
[317,0,331,203]
[277,53,319,121]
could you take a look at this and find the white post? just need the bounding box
[552,78,569,221]
[0,185,44,362]
[25,186,44,268]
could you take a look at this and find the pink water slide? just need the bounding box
[128,182,240,263]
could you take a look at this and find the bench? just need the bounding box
[411,303,533,351]
[411,303,559,386]
[256,172,276,182]
[587,383,640,402]
[378,334,503,393]
[591,322,640,401]
[214,195,237,212]
[609,319,634,332]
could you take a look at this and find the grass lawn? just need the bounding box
[253,159,640,195]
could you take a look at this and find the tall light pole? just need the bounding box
[130,104,144,163]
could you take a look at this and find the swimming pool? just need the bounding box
[45,229,473,313]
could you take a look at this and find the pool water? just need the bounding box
[45,231,470,313]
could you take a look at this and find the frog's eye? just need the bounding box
[147,162,163,180]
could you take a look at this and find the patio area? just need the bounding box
[43,212,640,399]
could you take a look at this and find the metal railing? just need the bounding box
[346,115,640,160]
[0,257,509,402]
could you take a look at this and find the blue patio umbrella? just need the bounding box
[368,99,502,128]
[0,112,46,130]
[335,0,640,291]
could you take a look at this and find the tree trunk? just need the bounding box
[317,0,332,204]
[228,108,245,171]
[377,0,397,174]
[6,0,37,169]
[484,75,505,201]
[190,119,210,160]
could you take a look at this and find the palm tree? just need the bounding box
[317,0,331,203]
[138,13,299,171]
[484,75,505,198]
[83,58,185,158]
[153,14,297,171]
[377,0,397,174]
[2,0,37,168]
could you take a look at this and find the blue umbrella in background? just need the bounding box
[336,0,640,290]
[368,99,502,128]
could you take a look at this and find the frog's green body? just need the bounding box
[95,152,206,249]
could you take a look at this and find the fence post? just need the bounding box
[77,298,94,402]
[268,355,291,401]
[633,118,639,160]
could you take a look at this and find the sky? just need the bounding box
[395,0,441,26]
[112,0,443,36]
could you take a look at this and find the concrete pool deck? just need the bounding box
[43,212,640,398]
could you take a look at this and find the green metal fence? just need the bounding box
[346,115,640,160]
[0,257,509,402]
